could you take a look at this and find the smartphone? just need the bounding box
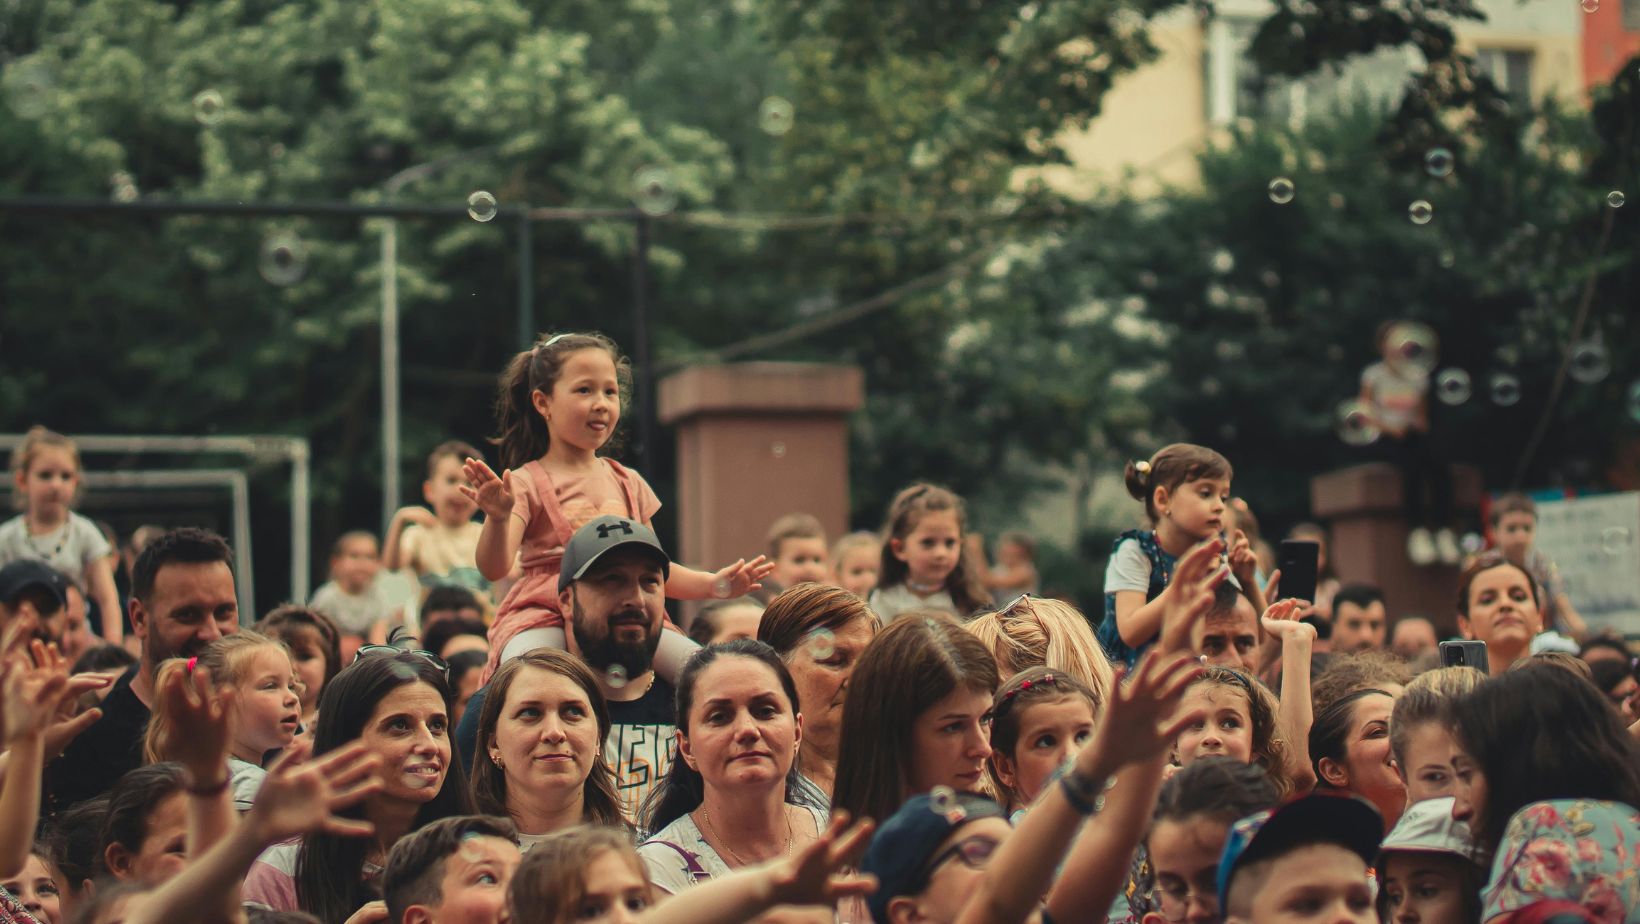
[1276,539,1319,603]
[1440,640,1489,674]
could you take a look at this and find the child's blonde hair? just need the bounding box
[492,332,629,471]
[143,631,293,763]
[877,483,991,615]
[509,826,649,924]
[9,425,82,511]
[964,595,1114,712]
[1178,667,1296,798]
[831,530,880,564]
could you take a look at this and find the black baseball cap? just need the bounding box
[0,560,69,613]
[558,515,670,593]
[1217,792,1382,910]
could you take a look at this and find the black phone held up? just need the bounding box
[1440,639,1489,674]
[1276,539,1320,604]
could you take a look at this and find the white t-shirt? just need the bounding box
[308,580,394,636]
[868,583,959,621]
[1360,361,1428,433]
[0,513,110,590]
[638,805,830,895]
[1102,538,1154,595]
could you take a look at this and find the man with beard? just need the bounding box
[45,527,241,813]
[454,515,689,824]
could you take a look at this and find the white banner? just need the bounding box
[1533,492,1640,637]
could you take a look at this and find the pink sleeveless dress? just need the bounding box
[481,458,661,683]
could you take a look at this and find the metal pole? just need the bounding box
[229,472,255,621]
[631,213,655,476]
[381,220,401,536]
[289,440,311,601]
[517,215,534,348]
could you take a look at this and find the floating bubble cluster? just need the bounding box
[1385,321,1439,374]
[1489,373,1522,407]
[1408,200,1434,225]
[1424,147,1454,178]
[1435,369,1472,405]
[1268,177,1295,204]
[1334,399,1381,446]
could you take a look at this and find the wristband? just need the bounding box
[184,773,231,796]
[1059,769,1115,815]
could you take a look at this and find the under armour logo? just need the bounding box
[597,521,635,539]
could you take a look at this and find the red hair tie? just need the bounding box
[186,656,199,673]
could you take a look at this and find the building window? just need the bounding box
[1474,48,1534,102]
[1204,16,1298,126]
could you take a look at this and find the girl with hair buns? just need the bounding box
[756,583,880,799]
[1097,443,1265,669]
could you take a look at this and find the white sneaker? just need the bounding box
[1407,528,1437,566]
[1435,528,1461,565]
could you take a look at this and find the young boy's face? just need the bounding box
[773,536,830,588]
[996,539,1030,567]
[332,536,380,592]
[1227,845,1375,924]
[413,834,520,924]
[1494,511,1535,557]
[835,545,880,599]
[425,455,479,526]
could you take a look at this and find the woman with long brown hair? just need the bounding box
[471,649,625,850]
[831,611,999,827]
[756,584,880,799]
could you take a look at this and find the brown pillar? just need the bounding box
[657,363,864,576]
[1310,462,1484,636]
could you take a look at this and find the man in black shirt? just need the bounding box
[44,528,241,813]
[456,515,681,823]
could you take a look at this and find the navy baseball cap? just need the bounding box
[861,792,1007,924]
[1217,792,1382,911]
[558,515,670,593]
[0,560,69,613]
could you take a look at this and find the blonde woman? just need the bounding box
[965,594,1115,715]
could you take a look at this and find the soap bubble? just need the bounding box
[604,665,629,689]
[806,628,836,660]
[770,441,787,459]
[1437,250,1456,269]
[1568,341,1610,384]
[1582,0,1598,12]
[1460,532,1485,555]
[632,166,678,217]
[712,578,733,599]
[1408,200,1434,225]
[1435,369,1472,405]
[258,232,308,287]
[1601,527,1632,556]
[1334,399,1381,446]
[758,96,794,136]
[1607,190,1626,209]
[1385,321,1439,374]
[459,831,489,862]
[192,89,225,126]
[1267,177,1295,204]
[1210,249,1235,274]
[929,786,957,814]
[5,59,56,119]
[467,191,498,222]
[1424,147,1454,178]
[388,660,418,681]
[1489,373,1522,407]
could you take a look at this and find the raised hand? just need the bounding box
[157,665,234,782]
[1157,537,1228,654]
[713,555,777,598]
[392,505,439,530]
[766,813,878,907]
[459,458,516,520]
[1260,598,1317,645]
[1087,650,1207,771]
[247,740,381,843]
[1228,529,1260,588]
[2,640,74,745]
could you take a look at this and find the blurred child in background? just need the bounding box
[308,531,392,654]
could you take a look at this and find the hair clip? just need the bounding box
[186,656,199,674]
[1133,459,1151,484]
[1002,673,1057,702]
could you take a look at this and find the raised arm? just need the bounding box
[1262,599,1318,791]
[0,632,74,878]
[154,665,239,852]
[461,459,528,583]
[382,506,438,571]
[957,650,1207,924]
[85,557,124,645]
[665,558,776,602]
[640,814,876,924]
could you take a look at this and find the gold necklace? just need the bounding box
[699,806,792,867]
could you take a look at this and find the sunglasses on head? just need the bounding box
[353,629,449,679]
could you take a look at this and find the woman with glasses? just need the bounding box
[755,583,881,800]
[470,649,626,851]
[636,640,829,895]
[243,650,471,923]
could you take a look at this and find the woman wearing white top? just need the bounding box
[470,649,626,851]
[637,640,829,895]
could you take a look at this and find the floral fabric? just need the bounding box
[1483,798,1640,923]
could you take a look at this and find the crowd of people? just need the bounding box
[1,329,1637,924]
